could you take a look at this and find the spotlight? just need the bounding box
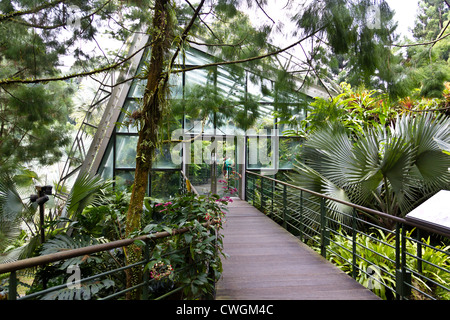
[36,185,53,196]
[36,195,49,205]
[31,185,52,246]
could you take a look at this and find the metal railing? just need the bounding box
[1,221,219,300]
[246,170,450,300]
[0,172,218,300]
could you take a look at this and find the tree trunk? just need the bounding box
[124,0,170,300]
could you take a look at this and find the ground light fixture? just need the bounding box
[30,185,53,244]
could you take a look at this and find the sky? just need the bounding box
[387,0,420,38]
[60,0,423,70]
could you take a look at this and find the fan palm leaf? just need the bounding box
[63,173,112,221]
[289,114,450,229]
[0,175,36,252]
[0,174,42,263]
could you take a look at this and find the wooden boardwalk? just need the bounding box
[215,199,380,300]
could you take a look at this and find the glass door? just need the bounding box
[187,135,239,196]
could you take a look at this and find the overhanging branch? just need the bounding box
[0,0,65,23]
[170,27,326,74]
[0,40,152,86]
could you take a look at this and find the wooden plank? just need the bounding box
[215,199,380,300]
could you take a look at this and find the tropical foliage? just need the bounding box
[0,172,45,264]
[137,192,228,299]
[3,181,228,300]
[311,228,450,300]
[288,112,450,229]
[405,0,450,99]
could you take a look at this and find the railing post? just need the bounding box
[352,208,357,280]
[299,190,304,242]
[395,223,411,299]
[395,222,401,300]
[416,229,422,274]
[142,240,151,300]
[260,177,265,213]
[320,198,329,258]
[244,171,248,201]
[8,271,17,300]
[282,184,287,228]
[271,179,274,220]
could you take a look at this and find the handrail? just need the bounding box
[0,220,218,275]
[246,170,450,238]
[246,170,450,300]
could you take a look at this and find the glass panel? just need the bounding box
[115,135,138,168]
[185,68,211,89]
[183,68,215,135]
[215,66,246,135]
[128,79,146,98]
[169,72,183,99]
[279,137,302,169]
[247,72,274,103]
[216,116,245,136]
[186,138,216,195]
[185,48,213,66]
[151,170,180,200]
[98,142,113,180]
[117,99,140,133]
[184,116,215,135]
[276,104,307,136]
[217,66,245,102]
[127,50,150,98]
[115,170,135,191]
[247,104,275,135]
[247,136,275,170]
[188,163,211,195]
[154,143,181,169]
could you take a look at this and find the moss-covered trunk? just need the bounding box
[124,0,170,300]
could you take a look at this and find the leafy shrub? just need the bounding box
[312,228,450,300]
[138,192,229,299]
[23,189,228,300]
[28,234,122,300]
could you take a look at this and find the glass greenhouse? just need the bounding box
[59,35,332,200]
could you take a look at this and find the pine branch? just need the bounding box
[171,27,326,74]
[431,19,450,48]
[169,0,207,70]
[0,40,152,86]
[0,0,65,23]
[185,0,221,42]
[255,0,275,24]
[8,0,112,30]
[187,38,247,48]
[392,32,450,48]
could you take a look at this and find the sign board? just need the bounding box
[405,190,450,234]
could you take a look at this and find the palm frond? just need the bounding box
[40,234,103,270]
[64,173,112,220]
[289,113,450,228]
[288,159,353,228]
[0,174,36,253]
